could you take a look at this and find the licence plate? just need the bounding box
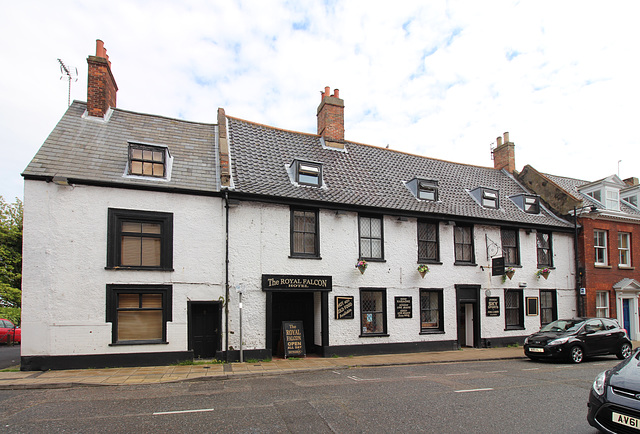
[529,347,544,353]
[612,412,640,430]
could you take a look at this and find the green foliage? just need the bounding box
[0,196,22,311]
[0,307,21,325]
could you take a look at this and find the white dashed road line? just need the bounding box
[153,408,214,416]
[455,388,494,393]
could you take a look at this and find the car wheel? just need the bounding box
[569,345,584,363]
[617,342,632,360]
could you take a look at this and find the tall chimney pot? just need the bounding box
[86,39,118,118]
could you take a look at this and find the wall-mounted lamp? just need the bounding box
[335,210,348,216]
[396,216,408,222]
[52,176,69,186]
[227,199,241,207]
[444,221,456,226]
[525,228,537,235]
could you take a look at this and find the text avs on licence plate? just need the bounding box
[612,411,640,430]
[529,347,544,353]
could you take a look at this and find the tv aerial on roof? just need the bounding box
[57,58,78,107]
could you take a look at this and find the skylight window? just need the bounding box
[418,181,438,201]
[481,189,498,209]
[291,160,322,187]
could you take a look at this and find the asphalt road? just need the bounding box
[0,345,20,370]
[0,356,623,433]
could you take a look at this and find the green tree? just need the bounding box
[0,196,22,310]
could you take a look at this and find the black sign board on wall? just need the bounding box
[281,321,306,358]
[492,257,505,276]
[335,296,354,319]
[395,296,412,318]
[486,296,500,317]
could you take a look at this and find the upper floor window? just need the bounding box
[618,232,631,267]
[469,187,499,209]
[536,231,553,267]
[622,194,638,207]
[290,208,319,258]
[587,190,602,202]
[129,143,167,178]
[501,228,520,266]
[293,160,322,187]
[606,190,620,211]
[107,209,173,270]
[524,196,540,214]
[594,230,608,265]
[454,224,474,264]
[359,215,384,260]
[418,221,439,262]
[418,180,438,201]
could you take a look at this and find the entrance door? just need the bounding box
[464,303,474,347]
[189,302,221,359]
[623,299,631,336]
[456,285,480,348]
[271,292,315,356]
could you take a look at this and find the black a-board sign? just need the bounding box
[281,321,306,358]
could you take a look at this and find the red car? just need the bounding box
[0,319,20,344]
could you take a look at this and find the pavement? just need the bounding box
[1,342,636,390]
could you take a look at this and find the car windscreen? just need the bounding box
[540,319,585,333]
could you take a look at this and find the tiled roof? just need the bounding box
[22,102,219,193]
[227,116,572,229]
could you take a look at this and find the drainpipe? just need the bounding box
[573,207,584,317]
[224,189,230,362]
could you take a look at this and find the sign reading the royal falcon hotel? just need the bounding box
[262,274,332,290]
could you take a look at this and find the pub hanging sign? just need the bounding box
[262,274,332,291]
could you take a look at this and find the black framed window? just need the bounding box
[106,284,172,344]
[294,160,322,186]
[418,180,438,201]
[536,231,553,267]
[454,224,474,264]
[501,228,520,266]
[505,289,524,329]
[482,189,498,208]
[420,289,443,333]
[540,290,557,326]
[290,208,319,257]
[359,215,384,260]
[524,196,540,214]
[107,209,173,270]
[360,288,387,336]
[418,220,439,262]
[129,143,167,178]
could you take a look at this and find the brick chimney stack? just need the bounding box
[87,39,118,118]
[317,86,344,148]
[492,131,515,172]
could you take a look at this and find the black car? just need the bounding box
[588,347,640,433]
[523,318,632,363]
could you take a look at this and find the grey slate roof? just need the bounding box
[23,102,218,193]
[227,116,573,229]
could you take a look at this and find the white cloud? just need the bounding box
[2,0,640,202]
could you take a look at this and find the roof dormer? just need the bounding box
[468,187,499,209]
[405,178,439,202]
[510,193,540,214]
[578,175,625,211]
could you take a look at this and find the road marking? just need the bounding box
[153,408,214,416]
[406,375,430,378]
[554,366,574,369]
[485,370,508,374]
[454,388,494,393]
[347,375,381,381]
[332,371,342,375]
[446,373,469,376]
[522,368,540,371]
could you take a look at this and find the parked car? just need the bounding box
[523,318,632,363]
[0,319,20,344]
[588,347,640,433]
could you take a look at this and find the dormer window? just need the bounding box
[482,189,498,208]
[623,194,638,207]
[291,160,322,187]
[587,190,602,202]
[129,143,167,178]
[605,189,619,211]
[418,181,438,201]
[524,196,540,214]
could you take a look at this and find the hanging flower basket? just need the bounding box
[535,268,551,280]
[505,268,515,280]
[356,260,368,274]
[417,264,430,278]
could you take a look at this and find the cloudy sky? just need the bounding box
[2,1,639,202]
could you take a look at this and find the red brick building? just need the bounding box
[518,167,640,340]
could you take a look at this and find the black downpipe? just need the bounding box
[573,207,584,317]
[224,190,230,362]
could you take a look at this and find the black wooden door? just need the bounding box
[190,302,220,359]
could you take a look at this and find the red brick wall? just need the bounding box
[317,96,344,142]
[87,56,117,118]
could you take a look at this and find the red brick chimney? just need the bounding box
[87,39,118,118]
[317,86,344,148]
[492,132,515,172]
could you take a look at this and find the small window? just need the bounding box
[418,221,439,262]
[294,160,322,186]
[418,181,438,201]
[594,230,608,265]
[619,232,631,267]
[623,195,638,207]
[540,290,557,326]
[505,289,524,329]
[129,143,166,178]
[524,196,540,214]
[106,284,172,344]
[536,231,553,267]
[587,190,602,202]
[290,208,319,257]
[454,224,474,264]
[605,189,620,211]
[420,289,443,332]
[107,209,173,270]
[501,228,520,266]
[360,289,387,336]
[359,215,384,260]
[482,189,498,208]
[595,291,609,317]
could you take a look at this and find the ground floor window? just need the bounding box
[420,289,444,332]
[106,284,172,344]
[360,288,387,336]
[540,290,557,326]
[595,291,609,318]
[505,289,523,329]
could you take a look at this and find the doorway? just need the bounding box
[188,301,221,359]
[456,285,480,348]
[270,292,315,356]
